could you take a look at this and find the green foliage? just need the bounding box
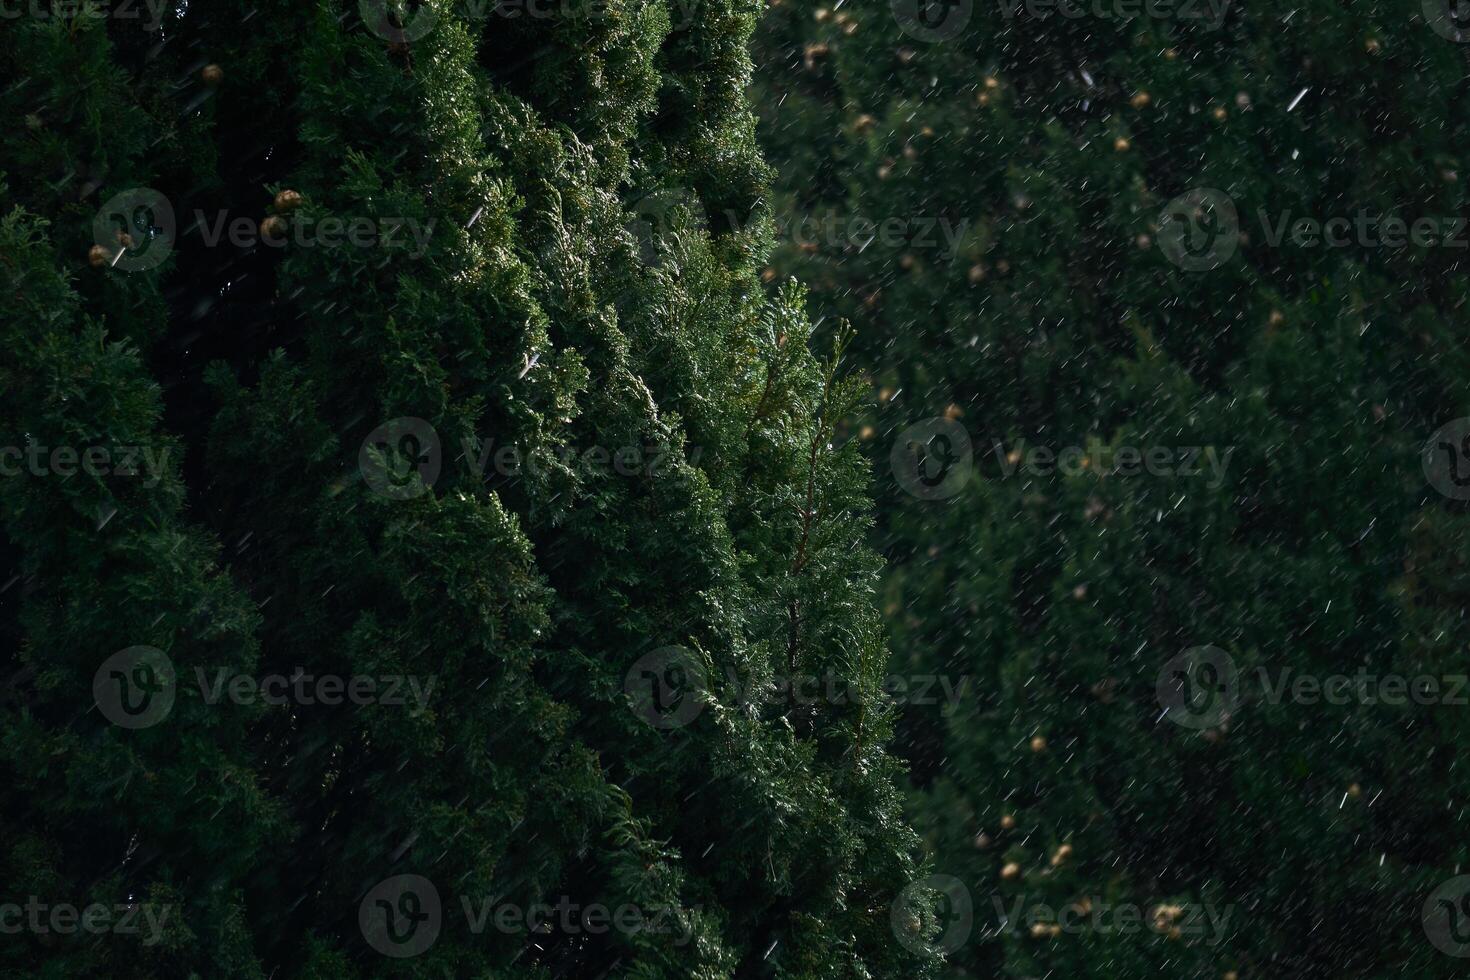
[0,2,930,977]
[754,0,1470,977]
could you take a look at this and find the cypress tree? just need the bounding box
[2,2,933,976]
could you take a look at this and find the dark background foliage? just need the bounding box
[752,0,1470,976]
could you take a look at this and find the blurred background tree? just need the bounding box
[752,0,1470,976]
